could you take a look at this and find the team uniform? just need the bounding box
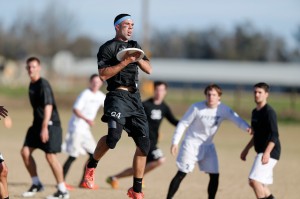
[172,101,250,173]
[23,78,62,153]
[62,88,105,157]
[142,98,178,163]
[249,104,281,185]
[97,39,150,151]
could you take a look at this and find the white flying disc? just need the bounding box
[116,48,144,62]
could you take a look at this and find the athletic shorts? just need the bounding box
[147,146,164,163]
[101,90,149,138]
[176,141,219,174]
[0,153,4,163]
[62,128,96,157]
[23,124,62,153]
[249,153,278,185]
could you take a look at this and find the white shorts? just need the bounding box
[176,141,219,174]
[249,153,277,185]
[62,128,96,157]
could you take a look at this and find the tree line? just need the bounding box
[0,3,299,62]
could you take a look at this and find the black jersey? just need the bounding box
[251,104,281,160]
[97,39,149,92]
[29,78,61,126]
[143,98,178,148]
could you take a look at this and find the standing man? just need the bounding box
[21,57,69,199]
[240,82,281,199]
[82,14,152,199]
[166,84,251,199]
[0,106,9,199]
[62,74,105,189]
[106,81,178,189]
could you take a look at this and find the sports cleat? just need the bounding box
[79,181,99,190]
[22,183,44,197]
[46,190,70,199]
[82,166,96,189]
[64,183,75,191]
[106,176,119,189]
[127,187,144,199]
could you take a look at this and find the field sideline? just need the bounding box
[1,95,300,198]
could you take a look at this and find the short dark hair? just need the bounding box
[89,73,99,82]
[26,57,40,65]
[114,14,131,24]
[204,84,222,96]
[154,81,168,89]
[254,82,269,92]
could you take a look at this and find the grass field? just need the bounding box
[1,91,300,199]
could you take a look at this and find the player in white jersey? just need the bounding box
[166,84,251,199]
[62,74,105,189]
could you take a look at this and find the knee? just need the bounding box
[106,129,122,149]
[20,147,29,159]
[45,154,56,164]
[105,119,123,149]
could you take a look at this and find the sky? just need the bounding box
[1,0,300,49]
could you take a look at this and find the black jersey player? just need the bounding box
[82,14,152,199]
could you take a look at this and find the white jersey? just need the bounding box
[68,88,105,132]
[172,101,250,145]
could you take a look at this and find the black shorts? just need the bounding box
[101,90,149,138]
[23,124,62,153]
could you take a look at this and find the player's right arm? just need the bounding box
[98,55,133,81]
[171,104,197,155]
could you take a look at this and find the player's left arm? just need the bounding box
[165,105,179,126]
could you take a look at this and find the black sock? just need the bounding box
[167,171,187,199]
[133,177,143,193]
[266,194,275,199]
[87,157,99,168]
[63,156,76,179]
